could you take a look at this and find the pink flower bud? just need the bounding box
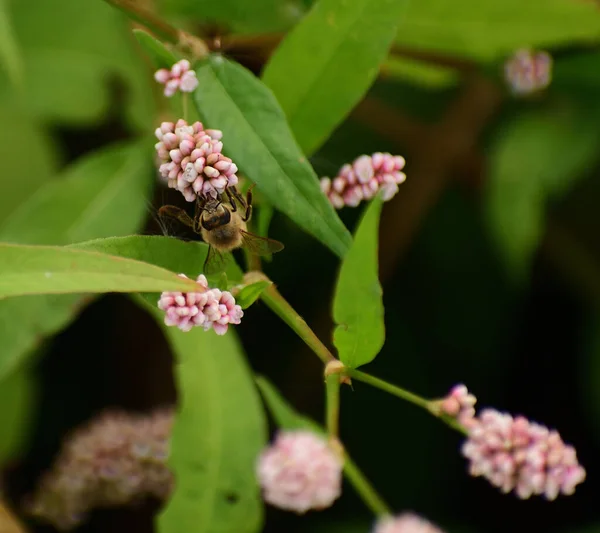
[256,430,343,513]
[320,152,407,208]
[154,120,240,201]
[154,69,170,83]
[179,70,199,93]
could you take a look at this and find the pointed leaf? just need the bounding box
[193,56,351,259]
[133,29,178,69]
[236,281,272,309]
[71,235,243,305]
[145,305,267,533]
[0,141,153,378]
[262,0,409,155]
[333,197,384,368]
[0,243,202,299]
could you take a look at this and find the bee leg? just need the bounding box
[158,205,195,229]
[241,188,254,221]
[226,188,238,212]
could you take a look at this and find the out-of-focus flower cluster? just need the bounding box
[320,153,406,209]
[155,120,238,201]
[462,408,586,500]
[373,513,446,533]
[256,430,343,513]
[154,59,198,97]
[158,274,243,335]
[437,384,585,500]
[504,49,552,95]
[26,409,174,531]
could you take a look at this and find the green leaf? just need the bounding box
[194,56,351,258]
[71,235,243,305]
[0,243,202,298]
[147,306,267,533]
[382,56,458,88]
[262,0,409,155]
[485,104,600,281]
[133,29,178,69]
[0,0,22,86]
[0,361,36,465]
[0,141,152,244]
[0,141,153,379]
[333,197,385,368]
[236,281,272,309]
[396,0,600,62]
[255,375,319,432]
[0,107,59,226]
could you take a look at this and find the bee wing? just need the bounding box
[203,245,231,275]
[241,230,284,256]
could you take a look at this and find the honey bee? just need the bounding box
[158,185,284,274]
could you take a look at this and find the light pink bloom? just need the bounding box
[504,49,552,95]
[256,430,343,513]
[155,119,238,201]
[373,513,446,533]
[320,152,406,209]
[154,59,199,96]
[158,274,243,335]
[439,384,477,429]
[26,408,174,530]
[462,408,586,500]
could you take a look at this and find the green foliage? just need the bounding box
[0,0,22,86]
[262,0,409,155]
[0,141,152,379]
[0,141,152,244]
[133,28,178,69]
[0,242,201,298]
[193,55,352,258]
[2,0,154,129]
[236,280,272,309]
[485,104,600,280]
[148,305,267,533]
[396,0,600,61]
[0,106,59,226]
[73,235,243,305]
[333,197,385,368]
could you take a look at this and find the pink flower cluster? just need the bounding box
[26,409,174,530]
[504,49,552,95]
[320,153,406,209]
[155,120,239,201]
[158,274,243,335]
[256,430,343,513]
[373,513,446,533]
[438,384,477,429]
[462,408,586,500]
[154,59,198,97]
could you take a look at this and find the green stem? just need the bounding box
[102,0,179,43]
[182,93,189,121]
[347,369,469,435]
[343,455,391,516]
[261,284,336,365]
[325,374,340,438]
[347,369,430,410]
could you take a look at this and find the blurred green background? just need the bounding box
[2,0,600,532]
